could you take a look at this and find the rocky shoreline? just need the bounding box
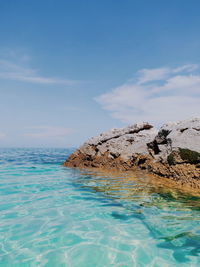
[64,118,200,190]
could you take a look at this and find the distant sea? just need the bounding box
[0,148,200,266]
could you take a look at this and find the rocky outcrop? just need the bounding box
[65,122,157,168]
[148,118,200,162]
[64,118,200,189]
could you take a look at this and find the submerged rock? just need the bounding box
[64,118,200,190]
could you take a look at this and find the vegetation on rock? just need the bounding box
[167,153,176,165]
[179,148,200,164]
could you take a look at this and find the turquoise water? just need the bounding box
[0,148,200,267]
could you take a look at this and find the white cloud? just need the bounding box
[24,126,73,139]
[173,64,198,73]
[0,59,78,85]
[96,65,200,124]
[136,64,198,85]
[137,67,170,84]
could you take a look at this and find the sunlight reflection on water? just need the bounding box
[0,148,200,266]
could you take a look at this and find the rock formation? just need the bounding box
[64,118,200,189]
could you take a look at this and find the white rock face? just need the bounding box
[79,122,158,160]
[65,118,200,189]
[153,118,200,161]
[71,118,200,165]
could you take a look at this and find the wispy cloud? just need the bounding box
[96,64,200,124]
[0,59,78,85]
[0,132,6,139]
[24,126,73,139]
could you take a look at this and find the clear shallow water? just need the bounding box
[0,148,200,267]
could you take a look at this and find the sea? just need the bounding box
[0,148,200,267]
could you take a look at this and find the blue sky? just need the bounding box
[0,0,200,147]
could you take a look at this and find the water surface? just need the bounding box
[0,148,200,266]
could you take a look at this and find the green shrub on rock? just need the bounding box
[179,148,200,164]
[167,153,176,165]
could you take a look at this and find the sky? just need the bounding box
[0,0,200,147]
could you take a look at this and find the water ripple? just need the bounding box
[0,148,200,266]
